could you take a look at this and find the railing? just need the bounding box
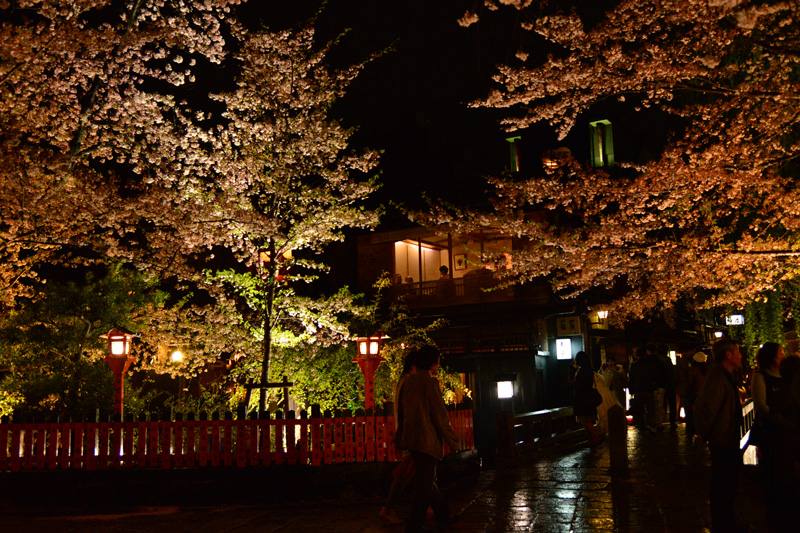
[496,407,582,458]
[389,276,515,308]
[0,408,474,472]
[498,400,758,460]
[740,398,755,445]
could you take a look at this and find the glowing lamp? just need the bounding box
[103,327,134,358]
[353,332,388,411]
[556,338,572,360]
[100,327,137,418]
[497,381,514,399]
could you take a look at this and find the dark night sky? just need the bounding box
[239,1,561,223]
[232,1,672,290]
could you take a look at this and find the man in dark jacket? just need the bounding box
[630,345,663,433]
[695,338,744,533]
[656,344,678,428]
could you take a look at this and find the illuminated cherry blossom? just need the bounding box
[450,0,800,320]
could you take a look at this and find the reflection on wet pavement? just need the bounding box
[453,424,767,532]
[0,424,768,532]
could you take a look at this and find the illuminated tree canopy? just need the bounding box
[0,1,381,409]
[448,0,800,320]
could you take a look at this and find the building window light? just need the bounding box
[542,146,571,169]
[556,338,573,360]
[506,136,521,172]
[497,381,514,399]
[589,120,614,168]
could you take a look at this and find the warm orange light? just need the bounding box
[101,327,135,358]
[259,249,292,262]
[355,332,388,359]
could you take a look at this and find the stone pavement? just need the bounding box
[0,424,768,532]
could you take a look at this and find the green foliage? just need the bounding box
[352,273,470,407]
[270,343,363,412]
[740,290,785,364]
[0,264,166,418]
[161,378,236,419]
[220,273,470,413]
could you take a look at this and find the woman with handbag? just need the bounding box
[750,342,783,526]
[750,343,783,456]
[380,350,419,525]
[573,351,603,447]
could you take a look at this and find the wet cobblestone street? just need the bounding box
[0,423,768,532]
[454,424,765,532]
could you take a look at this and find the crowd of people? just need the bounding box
[380,339,800,531]
[571,339,800,532]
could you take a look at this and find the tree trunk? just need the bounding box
[258,240,277,413]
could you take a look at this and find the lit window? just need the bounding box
[497,381,514,399]
[556,338,572,360]
[589,120,614,168]
[506,136,521,172]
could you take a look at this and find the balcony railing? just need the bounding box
[388,275,515,308]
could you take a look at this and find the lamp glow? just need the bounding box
[171,350,183,362]
[110,340,126,355]
[557,338,572,360]
[497,381,514,399]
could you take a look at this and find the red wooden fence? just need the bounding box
[0,409,474,472]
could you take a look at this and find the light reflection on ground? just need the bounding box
[459,423,766,532]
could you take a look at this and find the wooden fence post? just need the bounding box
[273,410,284,465]
[286,410,297,465]
[311,405,323,466]
[297,410,309,465]
[222,411,234,467]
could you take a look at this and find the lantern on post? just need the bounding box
[101,327,137,418]
[353,332,388,412]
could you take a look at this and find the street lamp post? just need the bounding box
[353,332,387,412]
[101,327,137,418]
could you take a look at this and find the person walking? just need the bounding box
[750,343,785,532]
[628,347,644,428]
[630,345,662,434]
[602,356,628,409]
[750,342,783,473]
[686,350,709,438]
[656,344,678,428]
[573,351,603,446]
[768,354,800,532]
[380,350,419,525]
[675,348,692,425]
[395,345,459,533]
[695,338,745,533]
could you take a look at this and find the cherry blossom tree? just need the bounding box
[449,0,800,320]
[190,25,381,412]
[1,2,381,412]
[0,263,166,417]
[0,0,243,307]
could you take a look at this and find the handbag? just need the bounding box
[392,454,415,480]
[591,379,603,407]
[748,417,767,447]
